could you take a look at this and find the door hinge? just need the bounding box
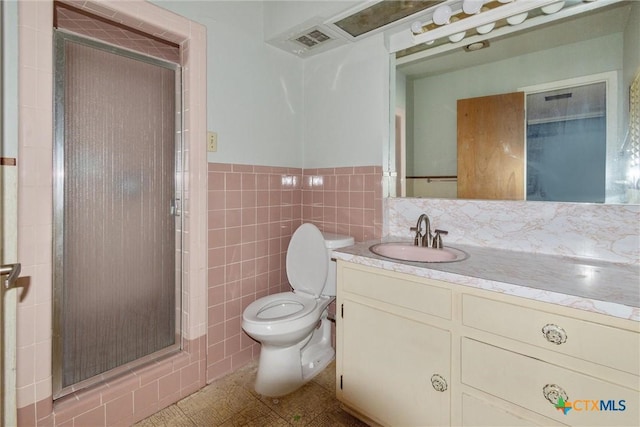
[340,375,343,390]
[341,303,344,318]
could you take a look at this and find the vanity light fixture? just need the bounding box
[408,0,563,47]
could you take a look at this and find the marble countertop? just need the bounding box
[333,239,640,321]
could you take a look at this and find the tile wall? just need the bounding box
[206,164,383,383]
[302,167,383,242]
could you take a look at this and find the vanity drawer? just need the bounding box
[461,338,640,426]
[462,294,640,375]
[461,393,562,426]
[341,264,452,319]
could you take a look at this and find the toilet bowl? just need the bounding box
[241,223,354,397]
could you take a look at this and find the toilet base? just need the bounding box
[254,316,334,397]
[301,313,334,382]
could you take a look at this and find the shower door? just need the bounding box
[53,32,182,396]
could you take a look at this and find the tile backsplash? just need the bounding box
[387,198,640,264]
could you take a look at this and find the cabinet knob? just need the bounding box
[431,374,448,392]
[543,384,569,405]
[542,323,567,345]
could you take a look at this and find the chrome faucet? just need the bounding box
[410,214,433,247]
[410,214,449,248]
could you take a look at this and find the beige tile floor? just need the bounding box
[135,360,368,426]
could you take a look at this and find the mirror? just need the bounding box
[393,0,639,204]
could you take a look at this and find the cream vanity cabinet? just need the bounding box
[336,262,454,426]
[336,261,640,427]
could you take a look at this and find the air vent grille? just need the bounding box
[293,28,332,49]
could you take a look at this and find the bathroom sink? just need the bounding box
[369,242,468,263]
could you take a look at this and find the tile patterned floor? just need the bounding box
[135,361,368,426]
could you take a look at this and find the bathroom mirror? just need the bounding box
[392,0,639,204]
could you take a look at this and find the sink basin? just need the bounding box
[369,242,468,263]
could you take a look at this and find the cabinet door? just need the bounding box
[341,299,451,426]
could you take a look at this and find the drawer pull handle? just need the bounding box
[543,384,568,406]
[542,324,567,345]
[431,374,447,392]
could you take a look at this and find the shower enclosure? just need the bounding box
[53,31,182,397]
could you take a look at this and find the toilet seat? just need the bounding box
[242,292,318,325]
[286,223,328,297]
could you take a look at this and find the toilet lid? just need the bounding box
[286,223,328,297]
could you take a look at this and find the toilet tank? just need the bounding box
[321,232,355,296]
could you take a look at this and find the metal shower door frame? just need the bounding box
[52,30,184,398]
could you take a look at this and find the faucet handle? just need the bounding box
[410,226,422,246]
[432,229,448,249]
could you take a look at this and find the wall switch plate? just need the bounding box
[207,131,218,152]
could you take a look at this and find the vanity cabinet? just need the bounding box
[336,261,640,427]
[336,262,453,426]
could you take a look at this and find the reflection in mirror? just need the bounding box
[393,0,640,204]
[526,81,606,203]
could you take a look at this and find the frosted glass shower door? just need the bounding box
[53,33,181,395]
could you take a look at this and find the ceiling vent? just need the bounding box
[292,27,333,49]
[267,19,348,58]
[268,0,445,58]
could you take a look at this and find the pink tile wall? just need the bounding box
[18,337,206,427]
[206,163,382,383]
[302,166,383,242]
[206,163,304,382]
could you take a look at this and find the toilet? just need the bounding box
[241,223,354,397]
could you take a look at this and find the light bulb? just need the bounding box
[463,0,484,15]
[507,12,528,25]
[433,5,453,25]
[541,1,565,14]
[411,21,424,34]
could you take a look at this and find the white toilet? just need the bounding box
[241,223,354,397]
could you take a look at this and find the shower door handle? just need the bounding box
[170,198,181,217]
[0,263,21,289]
